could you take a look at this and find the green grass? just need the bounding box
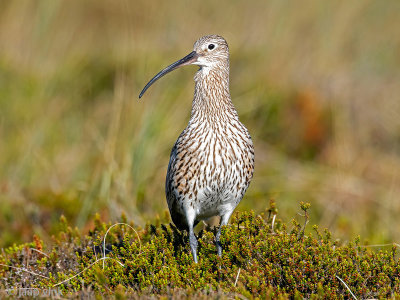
[0,208,399,299]
[0,0,400,255]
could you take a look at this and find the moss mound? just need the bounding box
[1,206,399,299]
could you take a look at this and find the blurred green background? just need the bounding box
[0,0,399,247]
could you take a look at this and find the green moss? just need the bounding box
[0,206,399,299]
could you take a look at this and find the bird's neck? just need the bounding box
[190,65,238,123]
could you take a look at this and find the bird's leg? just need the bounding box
[216,227,223,257]
[188,224,198,263]
[216,212,233,257]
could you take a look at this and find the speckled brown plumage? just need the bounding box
[140,35,255,263]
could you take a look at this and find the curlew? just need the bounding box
[139,35,255,263]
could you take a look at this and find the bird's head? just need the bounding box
[139,35,229,98]
[192,35,229,68]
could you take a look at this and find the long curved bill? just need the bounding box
[139,51,198,99]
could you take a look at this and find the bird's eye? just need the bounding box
[208,44,215,50]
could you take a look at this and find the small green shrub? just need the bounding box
[0,206,399,299]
